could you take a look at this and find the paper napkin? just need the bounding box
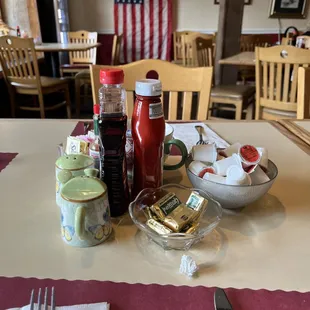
[9,302,110,310]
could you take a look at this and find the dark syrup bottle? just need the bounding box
[98,69,129,217]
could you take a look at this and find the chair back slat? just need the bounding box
[268,62,275,100]
[18,49,28,76]
[282,63,290,102]
[90,59,213,121]
[111,34,123,65]
[68,30,98,65]
[255,45,310,120]
[182,92,193,120]
[290,64,299,103]
[0,36,41,87]
[297,67,310,119]
[126,90,134,118]
[168,91,178,120]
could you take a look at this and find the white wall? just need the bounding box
[0,0,31,34]
[68,0,310,34]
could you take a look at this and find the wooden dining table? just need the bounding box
[219,51,255,66]
[0,119,310,309]
[35,42,101,77]
[278,119,310,147]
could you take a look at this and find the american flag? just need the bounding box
[114,0,172,64]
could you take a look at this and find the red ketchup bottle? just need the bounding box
[132,79,165,197]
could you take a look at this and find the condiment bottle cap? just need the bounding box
[135,79,162,96]
[100,68,124,84]
[93,104,100,115]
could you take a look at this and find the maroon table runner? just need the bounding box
[70,121,89,136]
[1,277,310,310]
[0,153,18,173]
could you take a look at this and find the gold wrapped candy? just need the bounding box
[147,219,172,235]
[145,191,208,235]
[162,203,197,232]
[150,192,181,220]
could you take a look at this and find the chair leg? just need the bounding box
[64,85,72,119]
[60,69,64,78]
[8,87,16,118]
[75,78,81,118]
[38,93,45,119]
[234,101,242,120]
[83,83,88,107]
[245,102,254,120]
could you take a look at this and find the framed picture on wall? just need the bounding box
[269,0,308,18]
[214,0,252,4]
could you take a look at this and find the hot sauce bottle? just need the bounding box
[98,69,129,217]
[132,79,165,197]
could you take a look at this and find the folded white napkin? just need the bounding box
[170,123,229,151]
[9,302,110,310]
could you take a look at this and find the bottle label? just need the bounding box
[149,103,164,120]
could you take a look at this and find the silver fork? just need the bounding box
[29,287,55,310]
[195,125,208,145]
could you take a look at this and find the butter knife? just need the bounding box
[214,288,233,310]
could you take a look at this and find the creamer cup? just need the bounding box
[188,161,214,178]
[257,147,268,171]
[221,142,242,158]
[203,172,227,184]
[192,143,217,163]
[250,166,270,185]
[226,165,251,185]
[238,144,261,166]
[213,154,241,176]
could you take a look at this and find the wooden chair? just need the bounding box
[196,37,214,67]
[181,33,214,67]
[173,31,199,61]
[195,37,255,120]
[0,36,71,118]
[297,67,310,119]
[240,34,274,52]
[90,59,213,121]
[239,34,274,84]
[255,45,310,120]
[60,30,98,77]
[111,34,123,65]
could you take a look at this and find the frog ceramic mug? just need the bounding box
[57,168,111,247]
[55,154,94,206]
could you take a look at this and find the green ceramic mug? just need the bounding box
[164,123,188,171]
[57,168,112,247]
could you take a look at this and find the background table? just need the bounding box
[219,51,255,66]
[278,119,310,147]
[35,42,101,77]
[0,119,310,293]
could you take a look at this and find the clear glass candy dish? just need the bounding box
[129,184,222,250]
